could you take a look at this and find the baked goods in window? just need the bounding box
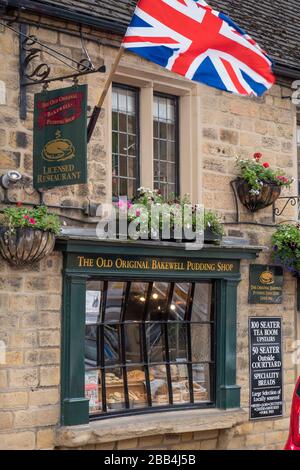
[106,373,122,384]
[127,370,145,382]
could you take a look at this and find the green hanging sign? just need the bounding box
[33,85,87,189]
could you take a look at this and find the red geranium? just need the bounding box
[254,152,263,161]
[29,218,36,225]
[262,162,270,168]
[16,202,23,207]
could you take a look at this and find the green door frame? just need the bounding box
[57,239,260,426]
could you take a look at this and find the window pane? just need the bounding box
[167,141,175,161]
[127,179,135,200]
[119,155,127,177]
[112,177,118,197]
[104,324,120,365]
[153,94,178,198]
[112,112,118,131]
[112,155,118,177]
[171,363,189,404]
[192,364,211,403]
[125,282,149,320]
[168,323,188,362]
[159,121,167,140]
[147,323,164,363]
[119,178,128,197]
[112,85,138,199]
[119,133,127,155]
[150,364,169,406]
[191,283,213,322]
[112,132,118,154]
[160,141,167,161]
[128,157,136,178]
[191,324,211,363]
[105,282,125,322]
[105,367,126,412]
[125,324,142,364]
[128,114,136,134]
[127,366,147,409]
[85,325,97,367]
[85,370,101,414]
[169,283,190,321]
[147,282,169,320]
[128,134,136,156]
[86,280,103,324]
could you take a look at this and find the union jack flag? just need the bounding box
[123,0,275,96]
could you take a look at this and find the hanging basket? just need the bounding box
[235,178,281,212]
[0,227,55,266]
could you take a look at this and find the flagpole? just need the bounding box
[87,46,124,143]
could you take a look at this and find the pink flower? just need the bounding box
[127,201,133,209]
[262,162,270,168]
[117,200,126,209]
[136,209,141,217]
[29,218,36,225]
[23,215,29,220]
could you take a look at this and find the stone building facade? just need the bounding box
[0,0,299,450]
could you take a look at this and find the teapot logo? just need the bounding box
[42,130,75,162]
[259,270,274,285]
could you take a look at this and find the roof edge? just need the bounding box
[0,0,126,34]
[1,0,300,79]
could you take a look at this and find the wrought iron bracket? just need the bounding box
[273,196,300,221]
[0,175,101,221]
[5,21,107,120]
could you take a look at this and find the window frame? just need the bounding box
[85,278,216,420]
[58,240,260,426]
[112,82,141,199]
[153,91,180,197]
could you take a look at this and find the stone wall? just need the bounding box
[0,13,298,450]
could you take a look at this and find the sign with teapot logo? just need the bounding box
[33,85,87,189]
[249,265,283,304]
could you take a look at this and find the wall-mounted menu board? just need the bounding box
[249,317,283,420]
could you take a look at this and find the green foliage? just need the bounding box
[271,224,300,275]
[115,188,224,237]
[0,205,61,235]
[236,154,293,194]
[204,210,225,236]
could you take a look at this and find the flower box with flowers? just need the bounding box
[0,204,61,266]
[111,188,224,244]
[235,153,294,212]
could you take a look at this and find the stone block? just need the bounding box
[9,367,39,388]
[116,438,139,450]
[29,388,59,407]
[14,406,59,428]
[0,432,36,450]
[39,366,60,386]
[36,428,55,449]
[38,330,60,348]
[0,391,28,409]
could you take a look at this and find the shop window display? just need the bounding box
[85,280,214,417]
